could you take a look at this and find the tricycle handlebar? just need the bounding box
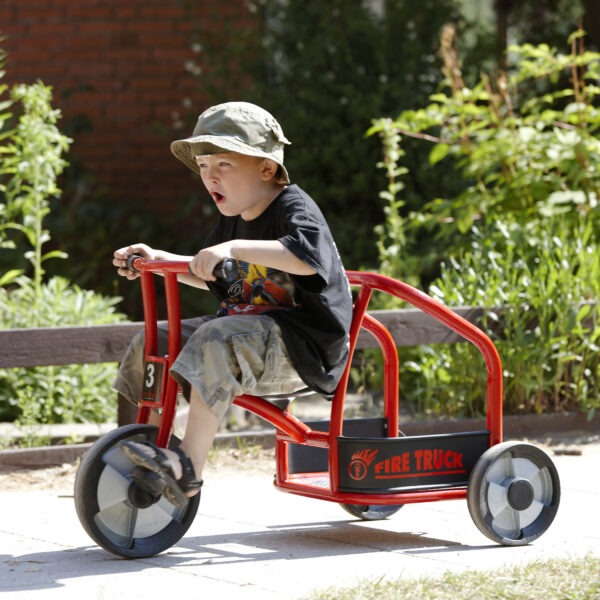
[126,254,238,282]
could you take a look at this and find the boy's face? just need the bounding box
[195,152,280,221]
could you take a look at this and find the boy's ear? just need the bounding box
[260,158,279,181]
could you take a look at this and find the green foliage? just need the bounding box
[372,29,600,417]
[0,276,125,424]
[414,220,600,418]
[13,2,586,324]
[37,2,588,320]
[184,0,462,269]
[371,119,410,290]
[1,274,124,328]
[0,74,126,425]
[0,81,71,293]
[306,554,600,600]
[370,27,600,265]
[13,386,52,447]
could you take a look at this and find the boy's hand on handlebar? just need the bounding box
[113,244,156,280]
[188,243,235,282]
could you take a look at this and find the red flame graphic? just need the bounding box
[351,448,378,466]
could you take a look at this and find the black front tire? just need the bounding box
[74,424,200,558]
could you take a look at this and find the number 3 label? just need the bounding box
[142,360,163,403]
[145,363,155,388]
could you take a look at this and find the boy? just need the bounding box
[113,102,352,507]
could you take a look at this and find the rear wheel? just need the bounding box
[467,441,560,546]
[74,424,200,558]
[340,503,403,521]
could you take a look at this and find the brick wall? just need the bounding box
[0,0,245,216]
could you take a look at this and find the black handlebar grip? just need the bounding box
[126,254,144,272]
[213,258,238,283]
[187,257,239,282]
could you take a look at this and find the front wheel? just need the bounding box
[74,424,200,558]
[467,441,560,546]
[340,503,403,521]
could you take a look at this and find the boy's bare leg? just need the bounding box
[178,386,219,481]
[149,409,162,427]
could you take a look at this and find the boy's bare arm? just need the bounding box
[113,243,208,289]
[189,239,316,282]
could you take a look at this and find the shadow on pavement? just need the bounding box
[1,519,496,593]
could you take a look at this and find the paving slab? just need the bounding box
[0,449,598,600]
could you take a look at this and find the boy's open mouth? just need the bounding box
[212,191,225,203]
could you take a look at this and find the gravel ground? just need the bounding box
[0,445,277,493]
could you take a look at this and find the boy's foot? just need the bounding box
[118,441,202,508]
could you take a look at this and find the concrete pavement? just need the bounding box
[0,446,599,599]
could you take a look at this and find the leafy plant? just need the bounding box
[13,386,52,448]
[420,219,600,417]
[0,279,125,427]
[370,29,600,418]
[0,75,126,426]
[0,82,71,296]
[370,27,600,268]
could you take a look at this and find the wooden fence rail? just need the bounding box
[0,307,502,370]
[2,307,501,426]
[1,304,595,427]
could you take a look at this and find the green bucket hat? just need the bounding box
[170,102,291,184]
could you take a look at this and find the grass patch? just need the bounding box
[304,555,600,600]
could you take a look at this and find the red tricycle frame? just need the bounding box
[74,258,560,557]
[132,258,503,508]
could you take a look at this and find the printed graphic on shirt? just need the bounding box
[218,260,299,316]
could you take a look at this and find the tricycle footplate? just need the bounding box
[338,430,489,492]
[287,418,388,474]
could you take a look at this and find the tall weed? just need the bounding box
[0,70,125,426]
[423,221,600,417]
[370,30,600,418]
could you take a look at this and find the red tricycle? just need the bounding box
[74,258,560,558]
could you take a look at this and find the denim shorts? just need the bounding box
[113,314,306,422]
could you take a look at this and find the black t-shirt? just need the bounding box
[204,184,353,395]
